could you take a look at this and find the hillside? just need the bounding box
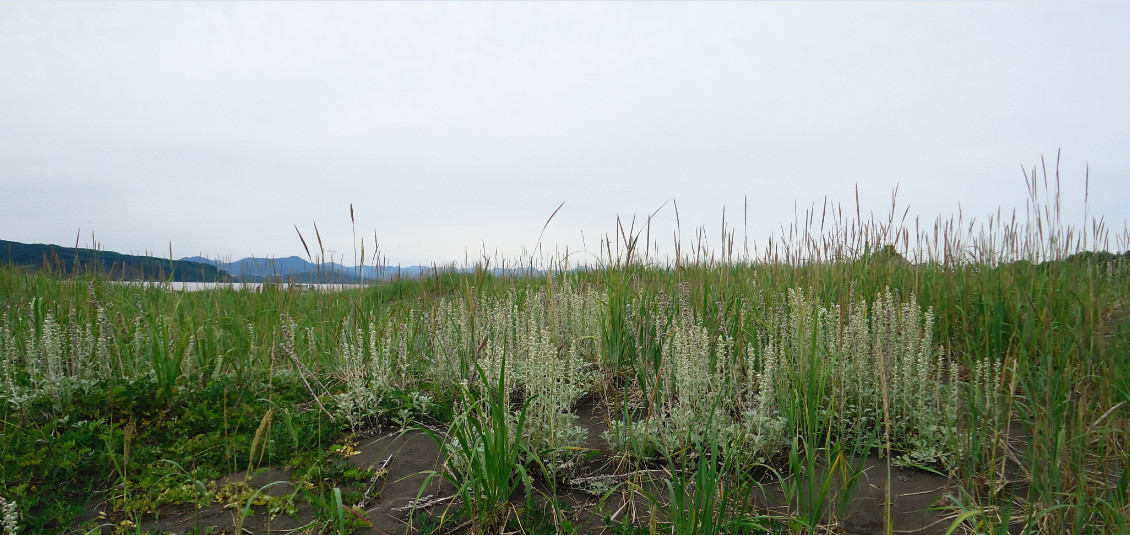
[0,239,232,282]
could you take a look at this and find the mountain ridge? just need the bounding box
[1,239,231,282]
[180,255,438,282]
[0,238,558,283]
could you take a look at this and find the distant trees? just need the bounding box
[0,239,232,282]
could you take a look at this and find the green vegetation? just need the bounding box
[1,173,1128,534]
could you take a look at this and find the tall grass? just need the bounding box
[422,355,535,533]
[1,157,1127,533]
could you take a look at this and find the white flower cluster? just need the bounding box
[417,282,601,474]
[333,280,602,457]
[0,495,18,535]
[0,300,123,412]
[970,356,1006,427]
[606,293,743,460]
[334,310,428,429]
[520,326,590,463]
[738,328,788,463]
[473,284,600,459]
[334,318,385,428]
[606,286,962,467]
[746,288,960,465]
[0,309,22,407]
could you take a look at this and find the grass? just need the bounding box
[422,355,535,534]
[1,164,1129,534]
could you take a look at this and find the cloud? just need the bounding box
[2,2,1127,264]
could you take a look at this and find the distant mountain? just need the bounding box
[181,255,557,283]
[182,255,439,283]
[0,238,588,284]
[182,256,323,279]
[1,239,231,282]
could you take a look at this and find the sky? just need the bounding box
[2,2,1128,268]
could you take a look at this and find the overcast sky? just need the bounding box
[2,2,1127,267]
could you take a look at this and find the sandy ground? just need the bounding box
[80,399,957,535]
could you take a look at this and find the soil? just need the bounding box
[78,400,957,534]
